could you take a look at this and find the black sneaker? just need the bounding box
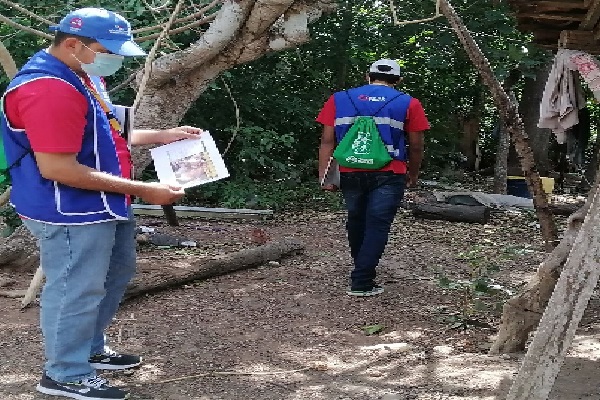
[36,373,129,400]
[89,348,142,371]
[346,285,384,297]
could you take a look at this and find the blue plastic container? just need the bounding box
[507,177,531,198]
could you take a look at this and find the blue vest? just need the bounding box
[333,85,411,162]
[0,50,128,224]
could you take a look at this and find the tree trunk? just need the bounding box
[584,112,600,185]
[494,70,521,194]
[505,181,600,400]
[125,237,304,300]
[438,0,558,251]
[0,225,40,271]
[516,62,553,175]
[493,123,509,194]
[459,115,481,171]
[0,41,17,79]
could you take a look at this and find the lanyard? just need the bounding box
[82,79,122,133]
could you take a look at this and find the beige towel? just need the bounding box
[538,49,586,143]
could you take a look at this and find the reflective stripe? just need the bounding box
[334,116,404,129]
[334,116,357,125]
[386,145,400,157]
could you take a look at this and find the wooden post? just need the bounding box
[162,204,179,226]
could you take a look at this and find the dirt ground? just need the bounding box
[2,191,600,400]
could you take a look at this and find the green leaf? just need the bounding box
[473,278,490,293]
[473,299,488,311]
[438,276,451,288]
[362,324,385,336]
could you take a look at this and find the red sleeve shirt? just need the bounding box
[316,94,431,132]
[4,77,132,181]
[4,78,87,152]
[316,95,335,127]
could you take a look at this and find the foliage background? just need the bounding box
[0,0,553,210]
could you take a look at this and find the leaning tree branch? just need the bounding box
[133,0,223,34]
[141,0,171,13]
[0,40,17,79]
[0,0,54,25]
[437,0,558,250]
[135,14,217,42]
[438,0,562,356]
[133,0,185,112]
[0,13,52,39]
[132,0,248,87]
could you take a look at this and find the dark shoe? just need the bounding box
[346,285,384,297]
[89,348,141,370]
[36,373,129,399]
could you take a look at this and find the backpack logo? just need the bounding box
[351,130,372,155]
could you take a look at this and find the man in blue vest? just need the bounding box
[1,7,204,400]
[316,59,429,297]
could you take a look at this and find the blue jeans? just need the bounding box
[23,210,137,383]
[340,172,405,290]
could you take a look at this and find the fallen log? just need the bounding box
[549,202,583,216]
[0,289,25,298]
[124,237,304,300]
[411,203,490,224]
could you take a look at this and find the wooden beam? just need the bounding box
[519,12,586,22]
[534,0,587,12]
[594,22,600,40]
[559,30,600,53]
[509,0,585,11]
[580,0,600,29]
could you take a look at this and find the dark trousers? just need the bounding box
[340,171,405,290]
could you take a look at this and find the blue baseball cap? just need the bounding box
[49,8,146,57]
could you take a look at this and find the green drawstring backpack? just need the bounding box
[333,91,402,169]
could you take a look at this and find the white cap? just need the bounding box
[369,59,401,76]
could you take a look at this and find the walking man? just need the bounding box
[316,59,429,297]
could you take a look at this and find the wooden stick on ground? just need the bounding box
[125,237,304,300]
[153,365,316,385]
[21,266,43,308]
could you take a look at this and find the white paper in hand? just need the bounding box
[321,157,340,187]
[150,132,229,189]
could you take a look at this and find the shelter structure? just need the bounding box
[508,0,600,54]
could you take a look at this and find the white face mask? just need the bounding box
[73,43,124,77]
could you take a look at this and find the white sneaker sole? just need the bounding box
[346,288,384,297]
[89,360,142,370]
